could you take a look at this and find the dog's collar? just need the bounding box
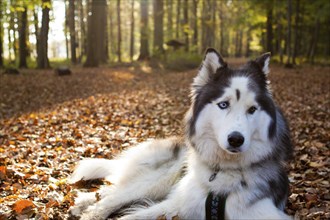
[205,192,228,220]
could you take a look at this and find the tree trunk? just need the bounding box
[37,0,51,69]
[245,29,251,57]
[9,9,18,60]
[64,0,69,60]
[0,0,4,68]
[292,0,300,65]
[19,6,28,68]
[130,0,135,61]
[138,0,150,60]
[285,0,292,66]
[153,0,164,56]
[308,18,320,64]
[84,0,107,67]
[183,0,189,52]
[219,1,225,55]
[78,0,86,62]
[69,0,77,64]
[7,21,12,62]
[266,2,273,54]
[175,0,181,39]
[109,1,114,60]
[192,0,198,52]
[117,0,121,62]
[201,0,213,52]
[167,0,173,40]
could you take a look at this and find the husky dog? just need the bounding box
[69,48,293,220]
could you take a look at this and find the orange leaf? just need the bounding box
[12,199,35,214]
[0,166,7,180]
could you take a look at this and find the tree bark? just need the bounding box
[183,0,189,52]
[130,0,135,61]
[84,0,107,67]
[201,0,213,52]
[153,0,164,55]
[175,0,181,39]
[219,1,225,55]
[69,0,77,64]
[292,0,300,65]
[37,0,51,69]
[266,2,273,54]
[308,18,320,64]
[167,0,173,40]
[117,0,121,62]
[64,0,69,60]
[0,0,4,68]
[285,0,292,66]
[19,6,28,68]
[192,0,198,52]
[138,0,150,60]
[78,0,86,62]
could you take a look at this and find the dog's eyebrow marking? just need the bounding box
[236,89,240,101]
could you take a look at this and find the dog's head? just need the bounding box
[185,48,290,165]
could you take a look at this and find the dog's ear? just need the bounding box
[255,52,271,75]
[194,48,226,87]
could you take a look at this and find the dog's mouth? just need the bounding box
[227,147,242,154]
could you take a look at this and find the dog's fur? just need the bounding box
[69,49,293,220]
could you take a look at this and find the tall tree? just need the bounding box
[68,0,77,64]
[201,0,213,52]
[37,0,51,69]
[166,0,173,40]
[78,0,86,62]
[285,0,293,66]
[266,1,274,54]
[138,0,149,60]
[64,0,69,60]
[183,0,188,51]
[292,0,300,65]
[0,0,4,68]
[117,0,121,62]
[130,0,135,61]
[192,0,198,52]
[84,0,107,67]
[175,0,181,39]
[153,0,164,55]
[18,6,28,68]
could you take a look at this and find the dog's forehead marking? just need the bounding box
[236,89,240,101]
[215,76,256,105]
[229,77,251,99]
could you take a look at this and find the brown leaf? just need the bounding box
[12,199,35,214]
[0,166,7,180]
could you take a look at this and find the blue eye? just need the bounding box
[217,101,229,109]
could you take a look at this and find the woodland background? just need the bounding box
[0,0,329,219]
[0,0,329,68]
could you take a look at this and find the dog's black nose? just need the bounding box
[228,132,244,148]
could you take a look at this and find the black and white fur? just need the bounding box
[69,48,293,220]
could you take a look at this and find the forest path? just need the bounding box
[0,64,329,219]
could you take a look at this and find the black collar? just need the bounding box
[205,192,228,220]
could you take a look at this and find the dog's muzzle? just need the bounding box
[227,131,244,152]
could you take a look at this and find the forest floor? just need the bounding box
[0,62,329,219]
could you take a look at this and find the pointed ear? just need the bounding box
[255,52,271,75]
[194,48,226,87]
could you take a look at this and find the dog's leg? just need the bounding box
[79,161,184,220]
[227,197,292,219]
[119,173,207,220]
[69,192,97,217]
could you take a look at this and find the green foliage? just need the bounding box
[164,51,202,71]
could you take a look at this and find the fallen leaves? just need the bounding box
[12,199,35,215]
[0,64,329,219]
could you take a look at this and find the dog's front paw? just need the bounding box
[80,205,109,220]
